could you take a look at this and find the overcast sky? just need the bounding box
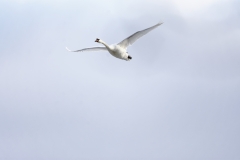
[0,0,240,159]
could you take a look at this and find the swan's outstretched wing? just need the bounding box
[118,22,163,49]
[66,46,107,52]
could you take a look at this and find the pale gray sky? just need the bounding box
[0,0,240,159]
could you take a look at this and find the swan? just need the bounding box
[66,22,163,61]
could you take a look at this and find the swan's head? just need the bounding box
[95,38,100,43]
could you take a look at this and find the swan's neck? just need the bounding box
[99,40,110,48]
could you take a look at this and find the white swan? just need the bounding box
[66,22,163,61]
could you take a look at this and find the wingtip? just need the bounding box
[66,47,71,52]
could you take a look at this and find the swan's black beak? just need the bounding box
[128,55,132,60]
[95,38,100,42]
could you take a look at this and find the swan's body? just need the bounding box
[66,22,163,61]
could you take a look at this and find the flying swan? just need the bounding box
[66,22,163,61]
